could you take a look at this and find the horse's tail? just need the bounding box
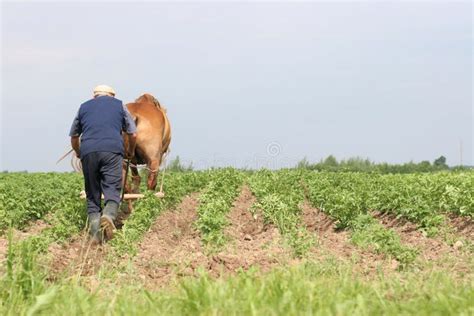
[160,107,171,154]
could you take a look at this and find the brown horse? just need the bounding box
[123,93,171,192]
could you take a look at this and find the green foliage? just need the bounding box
[195,168,243,249]
[350,214,417,266]
[1,233,47,308]
[0,170,473,315]
[0,173,84,233]
[305,172,474,231]
[1,260,473,315]
[249,169,314,257]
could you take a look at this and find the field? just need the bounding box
[0,169,473,315]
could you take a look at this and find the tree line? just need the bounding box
[295,155,470,173]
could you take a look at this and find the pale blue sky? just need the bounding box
[1,1,472,171]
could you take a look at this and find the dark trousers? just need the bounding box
[82,151,123,215]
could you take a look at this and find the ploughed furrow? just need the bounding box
[301,202,389,273]
[47,232,108,278]
[212,186,291,273]
[374,211,473,276]
[14,219,51,239]
[0,219,51,267]
[446,213,474,242]
[133,193,210,287]
[46,206,132,278]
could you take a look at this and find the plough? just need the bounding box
[58,148,167,202]
[79,191,165,200]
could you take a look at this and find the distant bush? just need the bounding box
[167,156,193,172]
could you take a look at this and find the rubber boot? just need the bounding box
[100,201,119,241]
[88,212,102,245]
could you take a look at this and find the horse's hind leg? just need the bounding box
[120,162,134,215]
[130,162,141,193]
[147,158,161,191]
[122,162,131,193]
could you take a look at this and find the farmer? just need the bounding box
[69,85,137,244]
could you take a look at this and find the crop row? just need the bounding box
[195,168,243,249]
[0,173,84,234]
[305,172,474,235]
[6,171,209,259]
[248,169,314,257]
[111,171,211,255]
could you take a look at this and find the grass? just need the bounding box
[1,242,472,316]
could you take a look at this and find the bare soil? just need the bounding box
[374,211,456,260]
[47,207,132,278]
[133,193,209,287]
[301,202,390,273]
[446,213,474,242]
[47,233,108,278]
[373,211,473,276]
[133,187,291,288]
[40,189,474,286]
[213,186,291,273]
[16,219,51,239]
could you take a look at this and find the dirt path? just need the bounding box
[301,202,390,273]
[47,232,108,278]
[446,213,474,242]
[133,193,209,287]
[133,187,292,288]
[212,186,291,273]
[46,204,135,278]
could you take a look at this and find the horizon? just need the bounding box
[1,154,467,173]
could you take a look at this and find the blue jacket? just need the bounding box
[69,96,137,159]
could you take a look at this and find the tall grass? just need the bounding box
[1,248,472,316]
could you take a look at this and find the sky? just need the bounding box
[1,1,472,171]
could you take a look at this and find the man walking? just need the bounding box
[69,85,137,244]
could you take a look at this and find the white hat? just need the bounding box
[93,84,116,96]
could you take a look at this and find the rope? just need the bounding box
[124,161,159,173]
[158,151,169,194]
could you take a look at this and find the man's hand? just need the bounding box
[71,136,81,158]
[125,148,135,159]
[125,133,137,159]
